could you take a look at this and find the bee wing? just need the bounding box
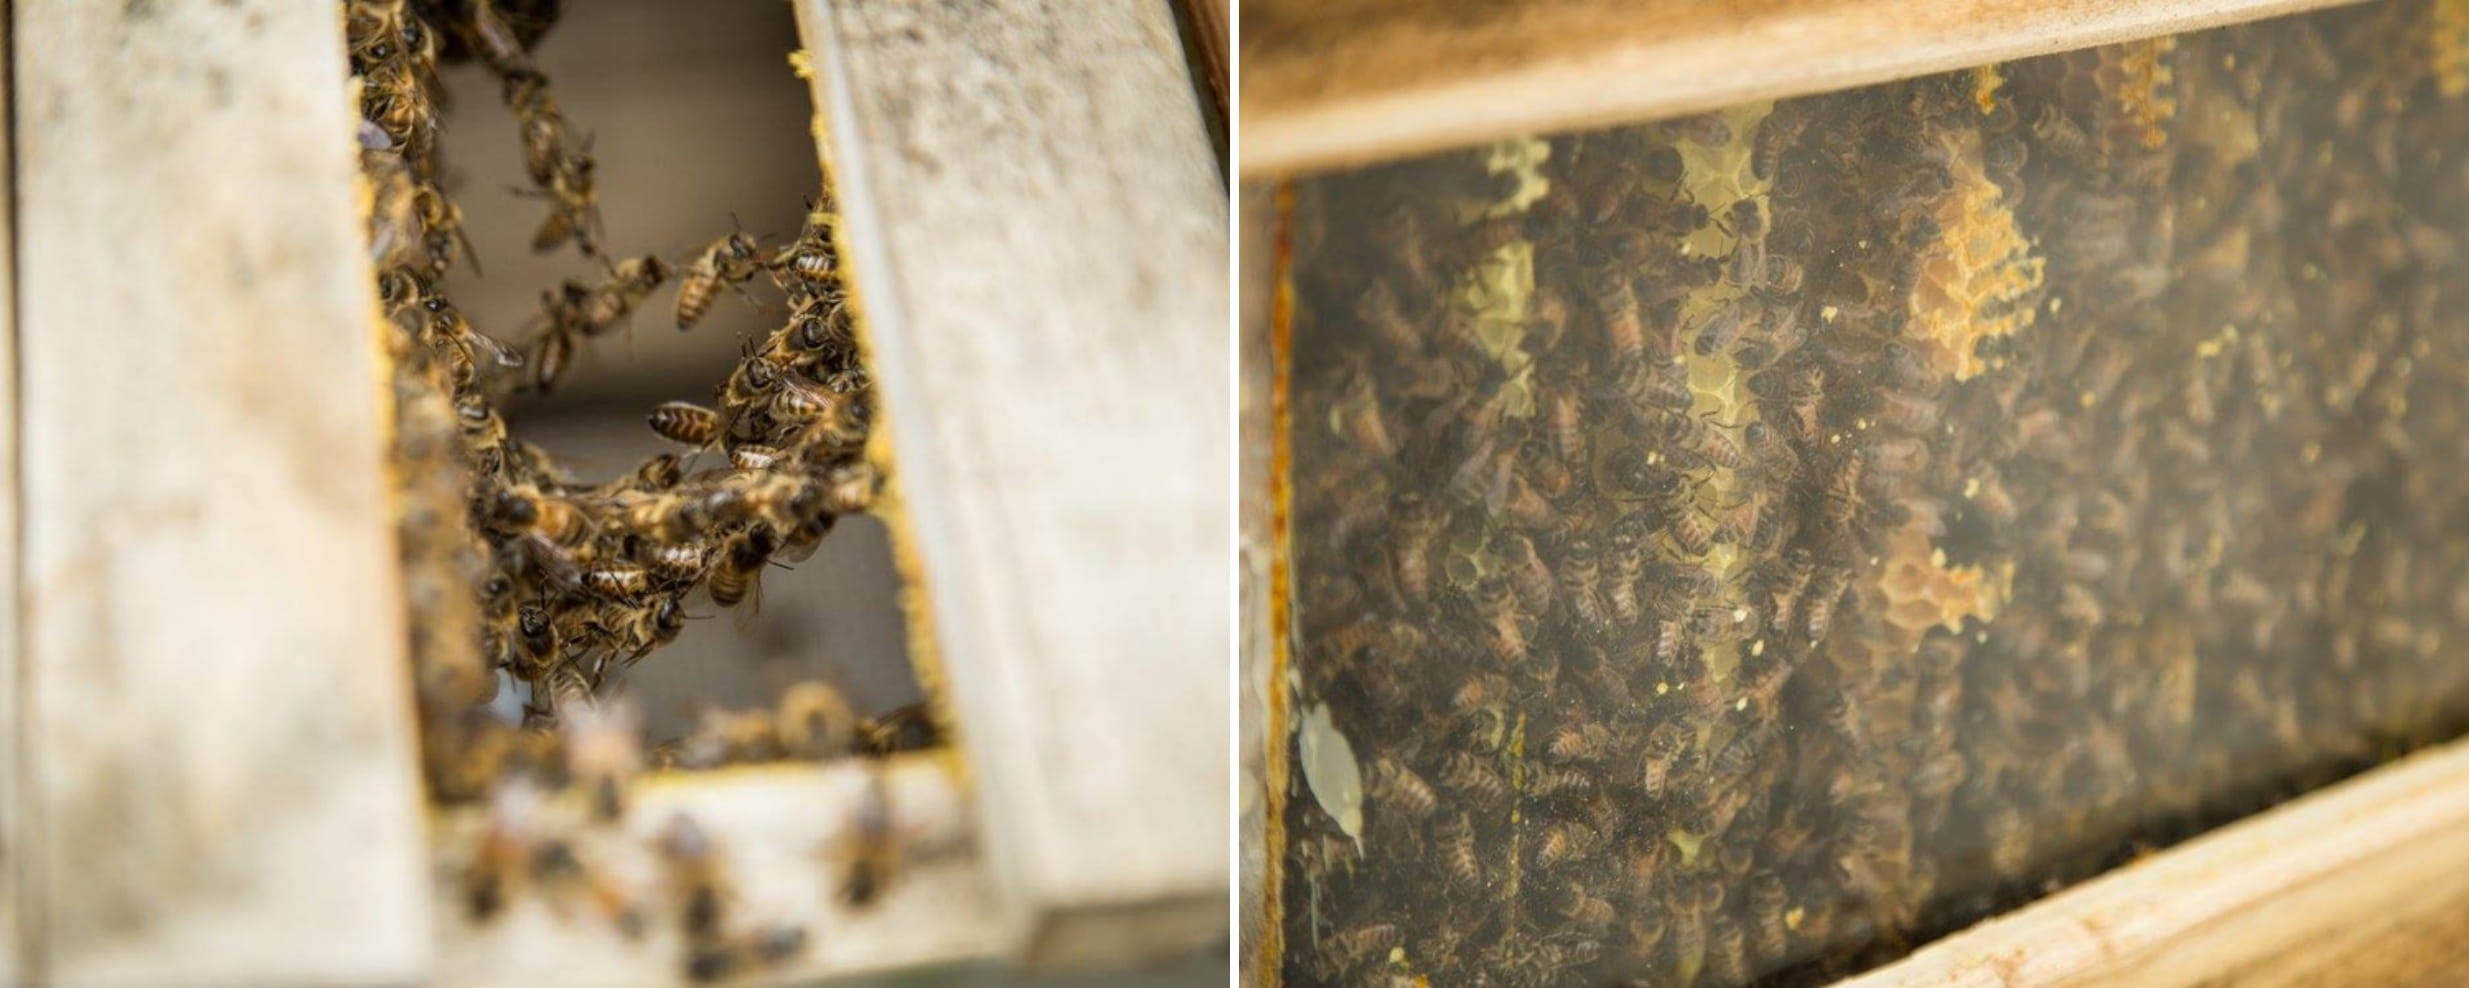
[467,3,531,70]
[771,526,825,564]
[516,533,583,593]
[470,330,527,370]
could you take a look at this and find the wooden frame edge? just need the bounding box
[791,0,1232,968]
[431,758,1005,985]
[1844,735,2469,986]
[1240,0,2370,177]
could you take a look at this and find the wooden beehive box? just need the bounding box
[0,0,1227,983]
[1239,0,2469,984]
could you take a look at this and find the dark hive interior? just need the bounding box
[1277,1,2469,984]
[350,0,940,977]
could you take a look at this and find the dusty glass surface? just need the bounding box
[1275,1,2469,984]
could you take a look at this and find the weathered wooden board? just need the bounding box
[792,0,1231,968]
[1240,0,2372,176]
[0,1,20,979]
[1236,182,1279,988]
[433,759,1004,985]
[13,0,431,982]
[1845,735,2469,987]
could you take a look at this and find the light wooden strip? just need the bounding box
[1235,182,1277,987]
[793,0,1231,968]
[1240,0,2370,176]
[14,1,430,982]
[434,759,1004,985]
[0,0,20,978]
[1844,735,2469,987]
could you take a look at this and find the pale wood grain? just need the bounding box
[0,1,20,978]
[14,0,431,981]
[1845,736,2469,987]
[1240,0,2371,176]
[793,0,1231,968]
[1236,182,1277,988]
[434,758,1004,985]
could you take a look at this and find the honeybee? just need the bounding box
[544,255,673,340]
[1333,367,1399,460]
[599,595,689,668]
[488,484,588,545]
[1639,722,1690,797]
[515,603,559,670]
[1752,109,1811,180]
[648,401,724,447]
[1474,578,1531,666]
[1321,924,1402,978]
[857,703,941,755]
[1441,751,1507,806]
[1369,756,1438,820]
[1556,536,1609,631]
[1557,886,1616,938]
[1388,493,1443,606]
[1614,356,1694,411]
[1706,920,1752,984]
[1495,531,1555,613]
[1546,722,1611,764]
[804,459,874,516]
[502,72,601,255]
[776,681,857,760]
[1666,502,1718,559]
[530,837,648,938]
[677,231,766,331]
[708,528,776,611]
[685,925,808,984]
[582,563,650,598]
[838,768,898,906]
[412,184,478,275]
[456,392,509,448]
[1585,267,1645,366]
[658,814,731,939]
[2030,102,2095,164]
[770,203,841,291]
[1666,411,1749,471]
[363,153,424,269]
[1604,525,1647,627]
[561,702,641,822]
[765,375,843,429]
[639,540,707,583]
[1351,279,1423,355]
[1421,813,1477,884]
[464,780,540,919]
[1530,765,1590,800]
[729,444,785,471]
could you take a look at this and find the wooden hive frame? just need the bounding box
[1237,0,2469,983]
[0,0,1227,982]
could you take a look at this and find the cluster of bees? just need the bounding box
[348,0,934,977]
[1280,1,2469,984]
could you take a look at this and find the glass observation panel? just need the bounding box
[1275,1,2469,984]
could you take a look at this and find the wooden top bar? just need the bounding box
[1241,0,2369,176]
[13,0,431,982]
[1846,734,2469,986]
[794,0,1231,968]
